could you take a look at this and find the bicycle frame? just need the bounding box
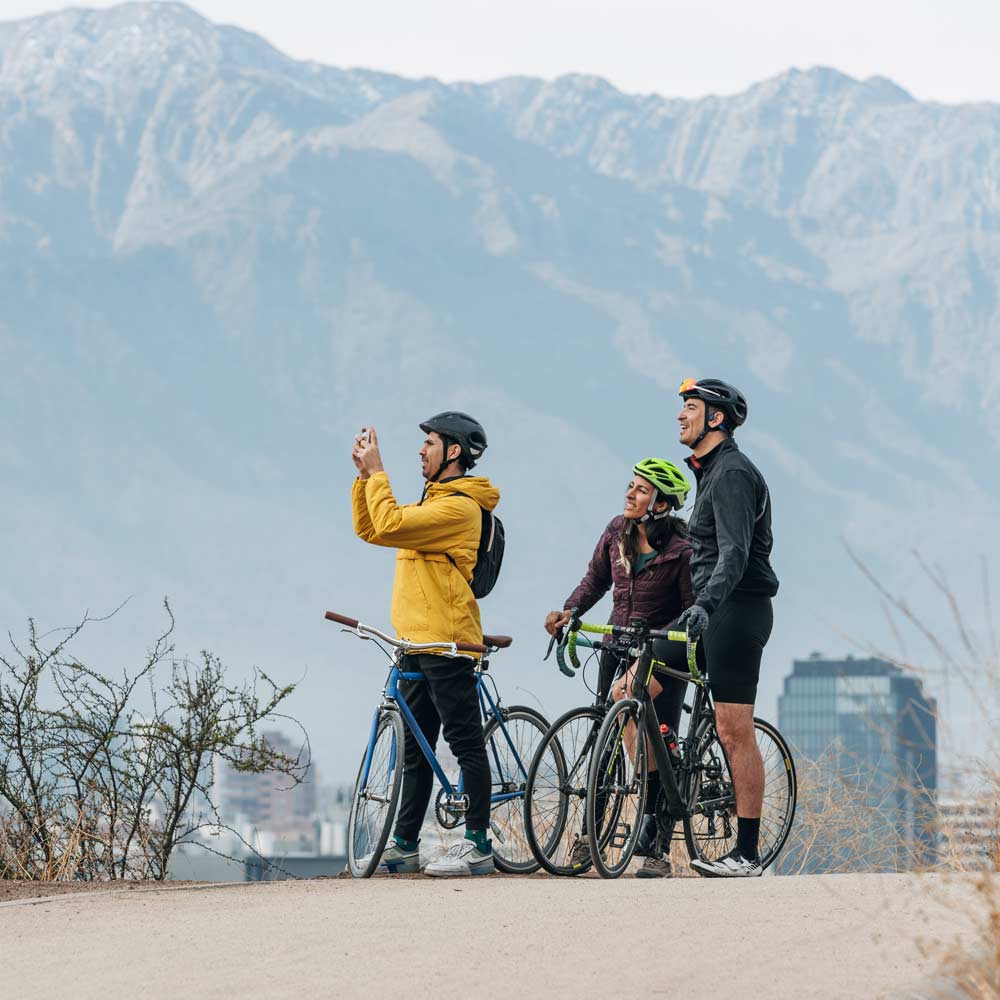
[569,619,711,822]
[629,642,713,820]
[358,653,530,811]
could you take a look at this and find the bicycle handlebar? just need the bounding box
[324,611,488,656]
[553,628,603,676]
[325,610,360,629]
[555,618,702,683]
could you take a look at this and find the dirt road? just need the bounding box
[0,873,985,998]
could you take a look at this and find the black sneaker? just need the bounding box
[690,847,762,878]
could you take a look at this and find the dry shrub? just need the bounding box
[780,744,937,875]
[0,601,307,881]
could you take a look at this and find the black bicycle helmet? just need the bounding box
[679,378,747,444]
[419,411,488,479]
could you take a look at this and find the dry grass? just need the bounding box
[844,548,1000,994]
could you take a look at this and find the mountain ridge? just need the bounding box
[2,2,994,770]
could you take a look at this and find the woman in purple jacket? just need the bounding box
[544,457,694,877]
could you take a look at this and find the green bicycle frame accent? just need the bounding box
[562,620,703,684]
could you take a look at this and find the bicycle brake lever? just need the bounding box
[543,627,565,661]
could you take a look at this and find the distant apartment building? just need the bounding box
[218,729,316,834]
[937,798,998,871]
[777,655,937,873]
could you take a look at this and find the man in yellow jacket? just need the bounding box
[352,412,500,877]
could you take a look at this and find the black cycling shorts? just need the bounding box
[651,593,773,706]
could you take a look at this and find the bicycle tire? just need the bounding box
[524,705,605,876]
[585,697,648,879]
[484,704,549,874]
[346,707,405,878]
[682,716,797,871]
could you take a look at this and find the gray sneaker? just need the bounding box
[636,854,673,878]
[568,835,591,870]
[370,841,420,875]
[424,839,495,878]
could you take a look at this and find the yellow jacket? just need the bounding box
[352,471,501,649]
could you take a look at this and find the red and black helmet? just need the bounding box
[679,378,748,429]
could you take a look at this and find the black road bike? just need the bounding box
[542,617,797,878]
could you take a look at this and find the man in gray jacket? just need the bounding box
[676,378,779,877]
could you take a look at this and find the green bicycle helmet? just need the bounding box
[632,458,692,517]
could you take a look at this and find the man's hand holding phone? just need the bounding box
[352,426,384,479]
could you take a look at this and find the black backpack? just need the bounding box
[447,491,505,599]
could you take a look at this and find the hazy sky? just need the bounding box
[5,0,1000,104]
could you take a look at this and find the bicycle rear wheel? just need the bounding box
[484,705,549,874]
[346,707,405,878]
[525,705,604,876]
[586,698,648,879]
[683,717,797,871]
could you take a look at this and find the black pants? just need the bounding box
[597,646,686,734]
[393,653,491,842]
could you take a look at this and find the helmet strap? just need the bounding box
[430,436,462,482]
[691,405,726,448]
[639,490,671,523]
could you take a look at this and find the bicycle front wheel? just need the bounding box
[683,716,797,871]
[484,705,549,874]
[586,698,648,879]
[525,705,605,876]
[346,707,405,878]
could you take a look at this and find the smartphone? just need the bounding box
[360,427,371,445]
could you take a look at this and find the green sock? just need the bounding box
[465,829,490,853]
[394,835,418,852]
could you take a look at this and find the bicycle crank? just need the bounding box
[434,789,470,829]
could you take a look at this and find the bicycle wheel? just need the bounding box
[483,705,549,874]
[586,698,648,879]
[525,705,605,876]
[682,716,797,871]
[346,707,405,878]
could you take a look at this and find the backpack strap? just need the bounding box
[438,489,482,573]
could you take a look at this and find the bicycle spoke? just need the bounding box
[683,718,796,871]
[526,708,604,874]
[347,710,404,877]
[486,708,548,873]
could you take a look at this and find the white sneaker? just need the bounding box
[424,839,495,878]
[690,848,762,878]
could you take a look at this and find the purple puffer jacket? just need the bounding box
[564,516,694,629]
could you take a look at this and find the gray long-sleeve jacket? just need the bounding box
[684,438,778,614]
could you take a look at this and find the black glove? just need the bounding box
[679,604,709,640]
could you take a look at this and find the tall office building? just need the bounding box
[778,655,937,873]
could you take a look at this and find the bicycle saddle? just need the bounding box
[483,634,513,649]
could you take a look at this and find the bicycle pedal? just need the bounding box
[609,822,633,849]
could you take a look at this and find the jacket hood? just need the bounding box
[427,476,500,512]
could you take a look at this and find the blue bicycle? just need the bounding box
[325,610,548,878]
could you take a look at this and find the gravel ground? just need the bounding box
[0,880,204,903]
[0,872,987,999]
